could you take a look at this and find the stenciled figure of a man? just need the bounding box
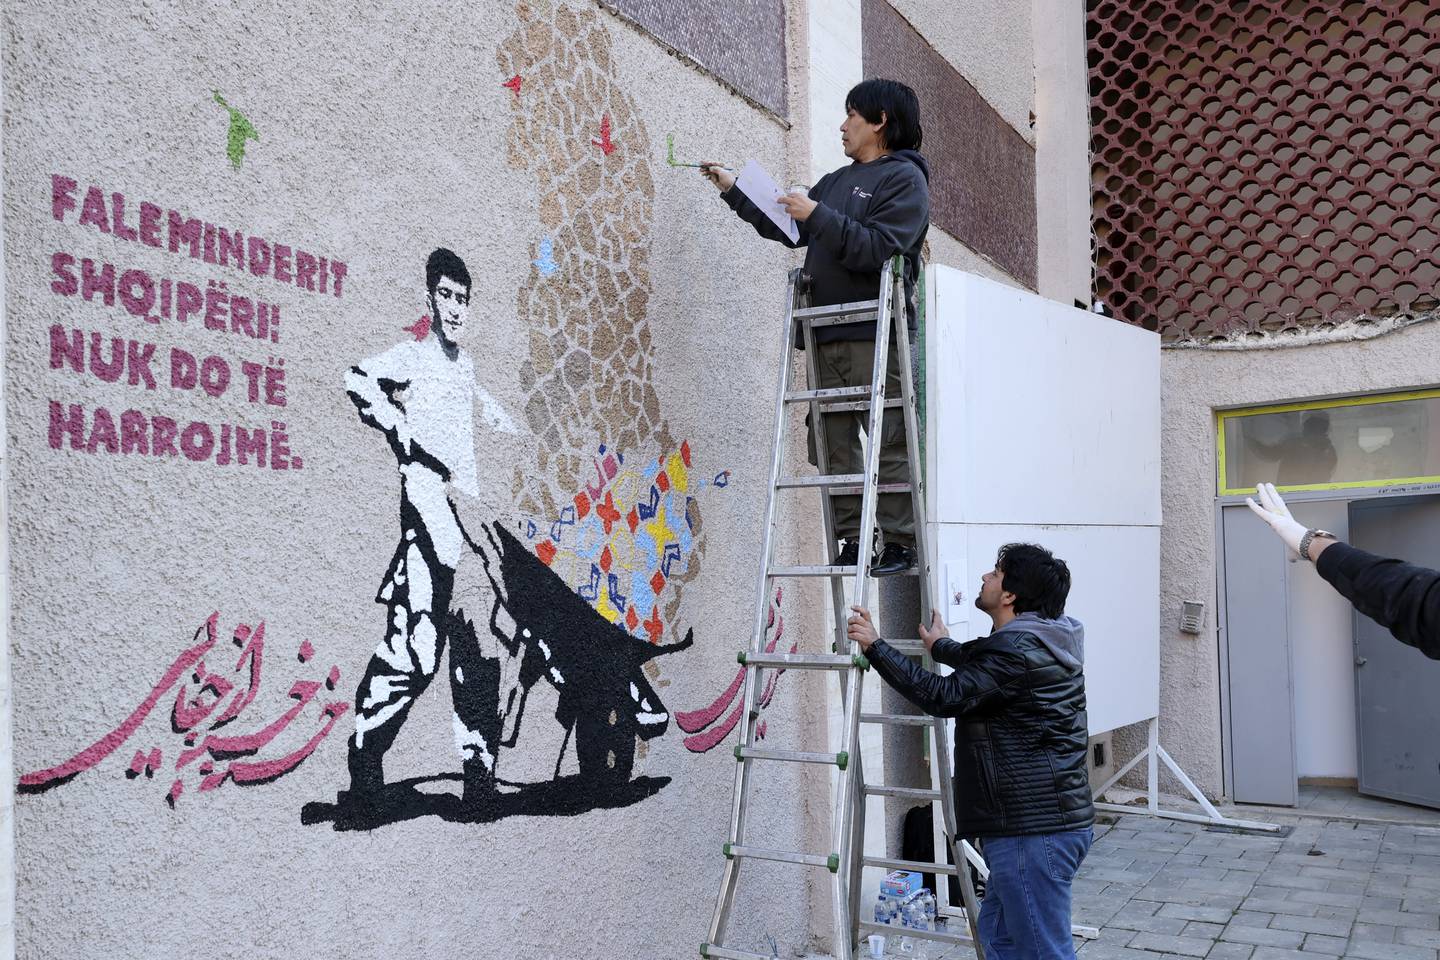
[340,247,519,821]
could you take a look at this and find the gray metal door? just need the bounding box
[1221,504,1298,806]
[1349,496,1440,809]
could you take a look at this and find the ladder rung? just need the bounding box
[783,386,870,403]
[769,564,858,578]
[776,473,865,489]
[739,651,867,671]
[860,712,933,726]
[806,312,878,329]
[863,855,960,876]
[700,945,773,960]
[736,746,849,769]
[857,921,973,947]
[824,398,903,412]
[724,843,839,871]
[826,481,911,496]
[864,785,942,801]
[793,299,879,321]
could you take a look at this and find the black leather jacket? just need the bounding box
[868,621,1094,838]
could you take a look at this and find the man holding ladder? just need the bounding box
[703,78,930,576]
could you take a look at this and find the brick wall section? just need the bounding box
[861,0,1039,287]
[600,0,788,118]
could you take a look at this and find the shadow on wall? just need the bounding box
[300,773,671,828]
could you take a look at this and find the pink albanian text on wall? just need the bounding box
[17,614,348,805]
[43,174,348,470]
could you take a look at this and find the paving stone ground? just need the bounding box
[915,811,1440,960]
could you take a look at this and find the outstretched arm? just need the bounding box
[1248,482,1440,660]
[703,162,812,249]
[846,606,1025,717]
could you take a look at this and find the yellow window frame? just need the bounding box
[1216,387,1440,496]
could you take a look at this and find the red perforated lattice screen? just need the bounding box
[1088,0,1440,341]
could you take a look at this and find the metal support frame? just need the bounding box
[1093,717,1282,833]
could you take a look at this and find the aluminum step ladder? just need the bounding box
[702,258,986,960]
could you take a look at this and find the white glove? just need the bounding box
[1245,482,1307,557]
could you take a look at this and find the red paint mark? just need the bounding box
[682,699,742,752]
[656,470,670,493]
[626,507,639,534]
[177,680,321,770]
[502,74,522,98]
[681,440,691,468]
[574,492,591,520]
[404,314,430,342]
[597,491,621,534]
[599,545,612,573]
[228,702,348,784]
[591,114,616,156]
[18,614,219,791]
[127,748,161,778]
[757,720,767,740]
[649,570,666,595]
[644,608,664,644]
[166,779,184,807]
[625,607,639,631]
[172,665,232,731]
[326,665,340,690]
[535,540,557,565]
[210,622,265,729]
[676,666,744,733]
[298,636,314,663]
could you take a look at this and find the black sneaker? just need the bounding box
[834,539,860,567]
[872,543,916,577]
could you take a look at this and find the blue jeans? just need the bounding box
[976,828,1093,959]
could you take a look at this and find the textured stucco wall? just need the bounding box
[1148,320,1440,799]
[887,0,1035,144]
[2,1,832,957]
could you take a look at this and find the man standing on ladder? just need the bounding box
[702,78,930,576]
[848,544,1095,959]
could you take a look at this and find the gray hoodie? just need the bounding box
[721,150,931,343]
[990,612,1085,672]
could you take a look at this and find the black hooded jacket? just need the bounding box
[867,614,1096,838]
[1315,542,1440,659]
[721,150,931,343]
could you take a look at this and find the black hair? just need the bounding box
[426,247,471,296]
[845,78,923,152]
[995,543,1071,619]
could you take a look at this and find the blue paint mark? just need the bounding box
[533,237,559,277]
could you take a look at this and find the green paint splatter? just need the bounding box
[213,91,259,170]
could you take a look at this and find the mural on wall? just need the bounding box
[18,614,349,804]
[20,0,786,829]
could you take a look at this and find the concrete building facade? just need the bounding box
[2,1,1095,957]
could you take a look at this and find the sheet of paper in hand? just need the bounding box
[735,159,800,244]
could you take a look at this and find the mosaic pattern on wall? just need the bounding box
[497,2,674,520]
[598,0,789,117]
[861,0,1038,288]
[1089,0,1440,341]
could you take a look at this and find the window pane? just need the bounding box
[1222,394,1440,492]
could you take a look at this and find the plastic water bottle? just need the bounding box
[921,890,937,931]
[874,892,891,927]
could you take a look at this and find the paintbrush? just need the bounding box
[667,133,731,170]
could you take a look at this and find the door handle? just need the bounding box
[1355,656,1368,667]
